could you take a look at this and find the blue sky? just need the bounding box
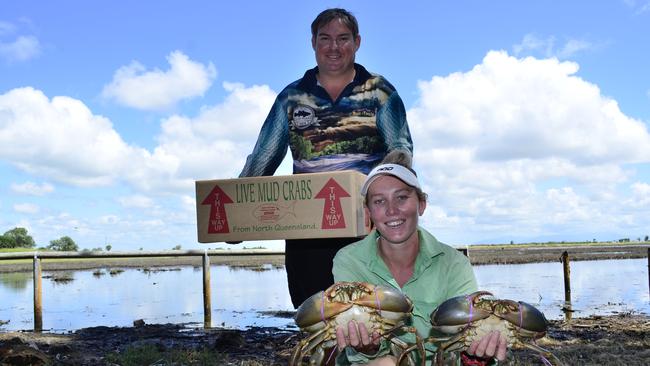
[1,1,649,251]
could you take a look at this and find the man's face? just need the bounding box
[365,175,426,246]
[311,19,360,77]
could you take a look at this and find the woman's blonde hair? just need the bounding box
[371,150,428,202]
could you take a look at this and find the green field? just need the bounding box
[469,240,649,250]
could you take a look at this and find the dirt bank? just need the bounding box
[1,244,648,273]
[466,244,650,265]
[0,254,286,273]
[1,313,649,365]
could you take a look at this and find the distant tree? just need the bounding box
[0,227,36,248]
[91,247,103,252]
[0,235,10,248]
[645,235,649,242]
[509,240,514,245]
[172,245,182,250]
[47,236,78,251]
[105,244,112,251]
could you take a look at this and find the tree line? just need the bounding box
[0,227,81,251]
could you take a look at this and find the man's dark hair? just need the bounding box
[311,8,359,38]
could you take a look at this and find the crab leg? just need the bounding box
[289,327,329,366]
[521,342,565,366]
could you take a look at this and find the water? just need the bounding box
[474,259,649,319]
[0,264,294,332]
[0,259,648,332]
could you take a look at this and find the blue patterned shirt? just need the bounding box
[240,63,413,177]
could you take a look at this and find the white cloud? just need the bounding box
[99,215,120,225]
[624,0,650,14]
[180,195,196,212]
[4,50,647,246]
[11,181,54,196]
[557,39,593,59]
[118,195,154,209]
[152,81,277,183]
[410,51,650,165]
[13,203,39,214]
[0,35,41,62]
[513,34,593,59]
[0,82,276,192]
[0,21,16,36]
[409,51,650,242]
[630,182,650,206]
[102,50,217,111]
[641,3,650,14]
[0,87,140,186]
[513,34,556,57]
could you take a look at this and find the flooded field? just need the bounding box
[0,258,648,332]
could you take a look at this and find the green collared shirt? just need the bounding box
[332,227,478,365]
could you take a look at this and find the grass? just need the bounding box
[469,240,649,250]
[104,344,229,366]
[0,247,52,264]
[0,247,44,253]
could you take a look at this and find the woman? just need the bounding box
[332,153,506,365]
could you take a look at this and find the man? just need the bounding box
[238,8,413,309]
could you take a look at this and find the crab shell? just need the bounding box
[295,281,413,336]
[290,282,419,366]
[430,291,548,348]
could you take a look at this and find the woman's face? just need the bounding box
[365,175,426,246]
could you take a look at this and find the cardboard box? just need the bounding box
[195,171,370,243]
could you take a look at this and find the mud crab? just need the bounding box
[289,281,424,366]
[426,291,563,365]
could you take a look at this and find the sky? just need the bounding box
[1,1,649,252]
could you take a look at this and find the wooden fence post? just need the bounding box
[202,250,211,328]
[561,251,572,321]
[561,251,571,302]
[33,254,42,332]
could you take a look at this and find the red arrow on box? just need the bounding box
[201,185,233,233]
[315,178,350,229]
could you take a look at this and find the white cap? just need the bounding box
[361,164,421,196]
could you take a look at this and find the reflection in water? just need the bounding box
[473,258,650,320]
[0,258,648,332]
[0,272,30,290]
[0,264,295,332]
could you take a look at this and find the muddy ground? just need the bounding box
[1,244,649,365]
[1,313,649,365]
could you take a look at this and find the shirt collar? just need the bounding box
[417,228,445,260]
[367,227,445,271]
[296,63,372,91]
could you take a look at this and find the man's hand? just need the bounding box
[466,330,507,361]
[335,321,381,354]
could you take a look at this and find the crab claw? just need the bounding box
[430,291,494,329]
[294,290,353,328]
[494,300,548,334]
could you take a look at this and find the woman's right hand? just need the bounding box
[335,320,381,354]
